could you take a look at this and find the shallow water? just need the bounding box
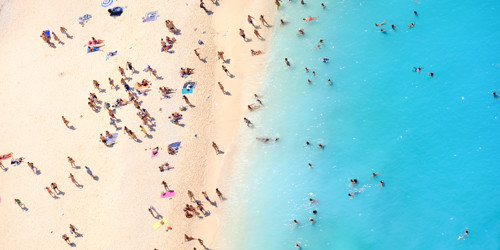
[219,0,500,249]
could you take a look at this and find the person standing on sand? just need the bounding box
[202,191,211,203]
[247,15,256,28]
[62,234,72,245]
[60,27,70,38]
[218,82,226,94]
[254,29,263,39]
[239,29,247,41]
[108,77,116,89]
[183,95,193,107]
[119,66,126,77]
[285,58,291,66]
[243,117,252,127]
[194,49,201,60]
[85,166,96,179]
[27,162,38,174]
[51,182,61,194]
[217,51,225,61]
[126,61,135,73]
[14,199,25,209]
[260,15,269,26]
[62,116,70,128]
[161,181,170,192]
[212,142,220,155]
[188,190,195,201]
[45,187,56,198]
[68,173,81,187]
[216,188,223,200]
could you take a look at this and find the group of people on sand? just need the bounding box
[39,27,69,47]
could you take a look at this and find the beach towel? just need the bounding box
[182,82,196,94]
[106,133,118,144]
[142,11,158,22]
[161,44,173,52]
[168,142,181,149]
[106,51,117,60]
[78,14,92,25]
[43,30,50,38]
[1,153,12,160]
[161,190,175,198]
[87,47,101,53]
[101,0,113,7]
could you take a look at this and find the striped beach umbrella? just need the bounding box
[101,0,113,7]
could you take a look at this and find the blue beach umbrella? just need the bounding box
[101,0,113,7]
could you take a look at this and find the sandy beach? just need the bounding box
[0,0,274,249]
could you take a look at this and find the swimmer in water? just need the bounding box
[350,179,358,185]
[494,92,499,98]
[309,218,315,224]
[309,198,316,205]
[298,29,304,36]
[380,28,386,33]
[292,219,299,226]
[375,19,386,27]
[408,22,415,29]
[328,79,332,86]
[429,72,434,77]
[348,190,362,197]
[380,181,384,187]
[318,143,324,149]
[392,24,396,30]
[372,172,379,177]
[322,58,329,63]
[305,141,310,146]
[280,19,287,25]
[303,16,318,22]
[312,210,317,215]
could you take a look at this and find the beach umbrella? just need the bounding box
[101,0,113,7]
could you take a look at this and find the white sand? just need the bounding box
[0,0,274,249]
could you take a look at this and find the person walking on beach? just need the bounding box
[222,65,231,76]
[185,234,195,241]
[140,125,150,137]
[198,238,207,249]
[62,234,72,245]
[93,80,101,91]
[260,15,269,27]
[216,188,223,200]
[51,182,61,194]
[218,82,226,94]
[60,27,70,38]
[52,32,62,44]
[68,173,81,187]
[85,166,96,179]
[69,224,80,236]
[161,181,170,192]
[126,61,135,73]
[247,15,256,28]
[27,162,38,174]
[45,187,57,198]
[285,58,291,67]
[182,95,193,107]
[68,156,76,168]
[108,109,117,119]
[254,29,263,39]
[200,0,209,13]
[217,51,225,61]
[243,117,252,127]
[62,116,70,128]
[239,29,247,41]
[14,199,26,209]
[108,77,116,89]
[194,49,201,60]
[212,142,220,155]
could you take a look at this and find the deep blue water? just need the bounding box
[219,0,500,249]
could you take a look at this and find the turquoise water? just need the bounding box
[219,0,500,249]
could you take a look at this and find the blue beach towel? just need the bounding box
[87,47,101,53]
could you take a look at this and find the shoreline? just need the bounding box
[0,0,276,249]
